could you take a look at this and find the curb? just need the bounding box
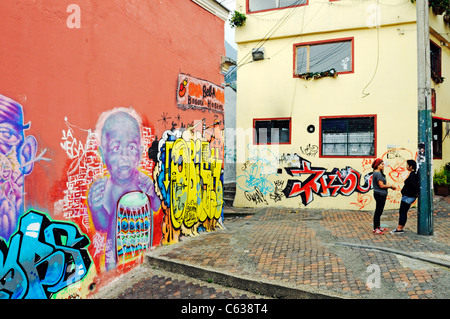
[335,242,450,269]
[145,254,347,300]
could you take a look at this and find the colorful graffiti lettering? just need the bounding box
[156,123,224,235]
[282,156,373,206]
[0,210,91,299]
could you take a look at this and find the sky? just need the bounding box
[219,0,237,50]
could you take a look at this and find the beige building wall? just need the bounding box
[234,0,450,211]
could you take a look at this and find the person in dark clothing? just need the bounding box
[391,159,419,234]
[371,158,396,234]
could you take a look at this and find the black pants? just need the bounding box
[373,193,387,230]
[398,200,412,227]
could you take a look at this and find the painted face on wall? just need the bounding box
[100,111,141,184]
[0,94,37,240]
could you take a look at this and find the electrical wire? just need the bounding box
[361,0,381,98]
[228,0,306,78]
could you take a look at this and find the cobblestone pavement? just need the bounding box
[92,263,270,300]
[94,196,450,301]
[146,196,450,300]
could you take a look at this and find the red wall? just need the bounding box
[0,0,225,299]
[0,0,225,211]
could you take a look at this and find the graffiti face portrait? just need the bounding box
[99,111,142,184]
[0,94,37,240]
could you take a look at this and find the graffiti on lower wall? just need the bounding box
[237,146,417,210]
[0,210,91,299]
[0,91,225,298]
[283,156,373,206]
[237,149,374,207]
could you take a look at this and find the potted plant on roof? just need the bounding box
[434,167,449,196]
[229,11,247,28]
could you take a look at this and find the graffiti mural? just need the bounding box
[155,118,224,240]
[0,94,39,240]
[0,210,91,299]
[86,108,161,271]
[282,155,373,206]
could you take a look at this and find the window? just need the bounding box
[294,39,353,76]
[433,118,442,159]
[320,116,376,157]
[254,118,291,145]
[430,41,442,83]
[248,0,307,13]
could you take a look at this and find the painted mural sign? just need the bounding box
[177,73,225,114]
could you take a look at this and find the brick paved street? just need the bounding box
[94,196,450,301]
[146,196,450,300]
[92,263,270,300]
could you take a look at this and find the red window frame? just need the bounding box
[246,0,308,14]
[253,117,292,145]
[293,37,355,78]
[319,115,377,158]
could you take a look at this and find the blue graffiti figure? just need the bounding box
[0,210,92,299]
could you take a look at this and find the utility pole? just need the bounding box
[416,0,433,235]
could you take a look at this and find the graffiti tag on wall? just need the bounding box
[0,210,91,299]
[282,156,373,206]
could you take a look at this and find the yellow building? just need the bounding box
[233,0,450,211]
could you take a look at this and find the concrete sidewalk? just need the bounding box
[146,196,450,299]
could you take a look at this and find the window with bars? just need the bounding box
[254,118,291,145]
[320,116,375,157]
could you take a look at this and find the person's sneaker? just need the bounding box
[373,228,384,234]
[390,229,404,234]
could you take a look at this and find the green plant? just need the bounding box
[229,11,247,28]
[444,162,450,181]
[434,168,448,186]
[444,162,450,171]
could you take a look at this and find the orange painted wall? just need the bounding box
[1,0,225,211]
[0,0,225,299]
